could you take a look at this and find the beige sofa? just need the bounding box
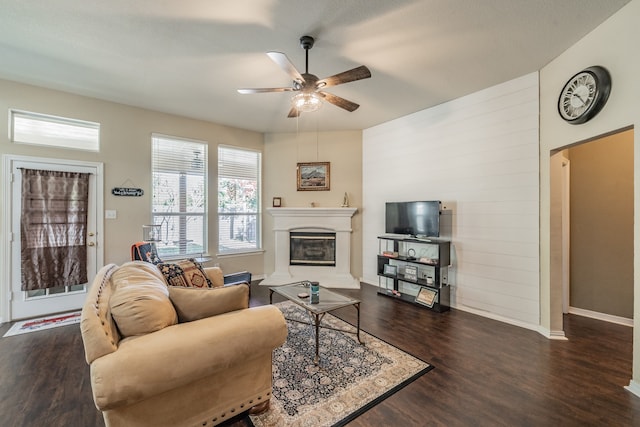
[80,261,287,427]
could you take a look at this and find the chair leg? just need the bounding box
[248,399,270,415]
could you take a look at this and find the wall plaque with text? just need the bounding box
[112,187,144,196]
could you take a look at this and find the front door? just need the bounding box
[7,156,103,320]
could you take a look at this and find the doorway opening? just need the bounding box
[550,126,634,330]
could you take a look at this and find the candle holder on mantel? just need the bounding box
[142,224,161,242]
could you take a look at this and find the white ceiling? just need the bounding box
[0,0,631,133]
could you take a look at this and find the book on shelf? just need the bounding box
[382,251,399,258]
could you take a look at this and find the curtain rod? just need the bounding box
[17,167,93,174]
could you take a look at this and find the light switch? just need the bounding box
[105,210,117,219]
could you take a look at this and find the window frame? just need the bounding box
[151,133,208,259]
[217,145,262,255]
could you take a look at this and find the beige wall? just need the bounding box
[568,130,633,318]
[540,0,639,385]
[0,79,265,281]
[263,131,363,280]
[0,78,364,322]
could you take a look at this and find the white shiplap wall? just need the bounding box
[362,72,540,328]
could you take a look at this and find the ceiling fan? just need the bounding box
[237,35,371,118]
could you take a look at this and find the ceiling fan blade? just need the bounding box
[237,87,295,94]
[318,92,360,112]
[287,107,301,118]
[267,51,305,83]
[318,65,371,88]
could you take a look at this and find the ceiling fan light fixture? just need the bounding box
[291,92,322,113]
[238,35,370,117]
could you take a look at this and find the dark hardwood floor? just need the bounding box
[0,282,637,426]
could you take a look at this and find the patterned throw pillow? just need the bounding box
[131,242,162,264]
[157,258,213,288]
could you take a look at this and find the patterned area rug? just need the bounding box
[250,301,432,427]
[2,311,82,337]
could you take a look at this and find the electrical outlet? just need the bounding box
[105,210,117,219]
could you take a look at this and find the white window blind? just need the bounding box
[152,134,207,257]
[218,146,261,254]
[10,109,100,151]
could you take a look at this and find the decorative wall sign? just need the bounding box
[112,187,144,196]
[297,162,330,191]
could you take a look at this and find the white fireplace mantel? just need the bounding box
[262,207,359,288]
[268,207,357,218]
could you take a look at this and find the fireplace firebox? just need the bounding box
[289,231,336,266]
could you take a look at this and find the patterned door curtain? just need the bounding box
[20,169,90,291]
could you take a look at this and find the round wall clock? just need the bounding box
[558,65,611,125]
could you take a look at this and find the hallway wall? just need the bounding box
[568,129,633,319]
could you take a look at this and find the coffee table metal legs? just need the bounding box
[270,289,363,365]
[354,302,362,345]
[313,312,325,364]
[311,304,362,364]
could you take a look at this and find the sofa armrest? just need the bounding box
[204,267,251,287]
[81,264,120,364]
[168,283,249,322]
[223,271,252,286]
[89,305,287,411]
[204,266,224,287]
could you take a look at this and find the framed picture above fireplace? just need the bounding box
[297,162,330,191]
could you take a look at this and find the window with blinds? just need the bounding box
[218,145,261,254]
[151,134,207,258]
[10,109,100,151]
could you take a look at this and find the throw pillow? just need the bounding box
[157,258,213,288]
[168,284,249,322]
[131,241,162,264]
[109,261,178,338]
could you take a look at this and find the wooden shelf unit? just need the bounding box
[376,235,451,312]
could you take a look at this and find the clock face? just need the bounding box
[559,72,596,120]
[558,66,611,125]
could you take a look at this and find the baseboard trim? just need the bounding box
[360,281,553,337]
[625,380,640,398]
[568,306,633,327]
[454,303,544,335]
[537,325,568,341]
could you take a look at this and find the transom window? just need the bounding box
[218,146,261,254]
[151,134,207,258]
[10,109,100,151]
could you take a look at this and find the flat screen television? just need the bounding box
[385,201,441,238]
